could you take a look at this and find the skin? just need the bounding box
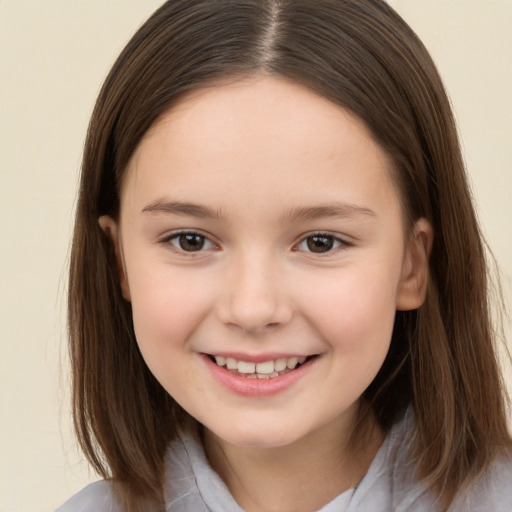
[100,76,432,512]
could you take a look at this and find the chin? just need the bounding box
[207,420,306,450]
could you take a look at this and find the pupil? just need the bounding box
[179,234,204,251]
[307,235,333,253]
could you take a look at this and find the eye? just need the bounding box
[296,234,346,254]
[166,232,216,252]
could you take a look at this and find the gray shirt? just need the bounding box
[56,410,512,511]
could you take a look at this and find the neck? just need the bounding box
[203,408,384,512]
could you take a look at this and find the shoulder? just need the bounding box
[54,433,208,512]
[383,412,512,511]
[450,454,512,511]
[55,480,117,512]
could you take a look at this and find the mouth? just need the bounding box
[205,354,317,379]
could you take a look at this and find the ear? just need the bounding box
[395,218,433,311]
[98,215,131,301]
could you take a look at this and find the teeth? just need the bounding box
[212,355,310,377]
[274,358,287,371]
[256,360,275,374]
[286,357,299,369]
[238,361,256,373]
[226,357,238,370]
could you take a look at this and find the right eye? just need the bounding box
[165,232,216,252]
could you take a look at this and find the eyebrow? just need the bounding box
[141,199,376,221]
[284,203,376,223]
[142,200,224,219]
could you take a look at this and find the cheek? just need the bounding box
[128,266,213,357]
[126,266,217,405]
[296,264,399,354]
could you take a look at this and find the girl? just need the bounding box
[58,1,511,511]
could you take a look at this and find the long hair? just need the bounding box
[68,1,510,509]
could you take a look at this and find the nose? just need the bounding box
[218,250,293,333]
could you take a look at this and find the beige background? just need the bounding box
[0,1,510,511]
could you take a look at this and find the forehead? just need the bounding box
[121,76,400,219]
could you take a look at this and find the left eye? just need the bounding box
[296,234,345,254]
[167,232,216,252]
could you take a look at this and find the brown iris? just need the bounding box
[306,235,335,253]
[178,233,205,251]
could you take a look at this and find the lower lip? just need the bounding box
[201,354,316,397]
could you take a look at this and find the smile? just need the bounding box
[202,353,319,397]
[207,354,313,379]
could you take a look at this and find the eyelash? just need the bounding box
[160,231,351,255]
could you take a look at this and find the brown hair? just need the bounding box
[69,0,510,510]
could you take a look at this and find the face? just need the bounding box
[102,76,431,450]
